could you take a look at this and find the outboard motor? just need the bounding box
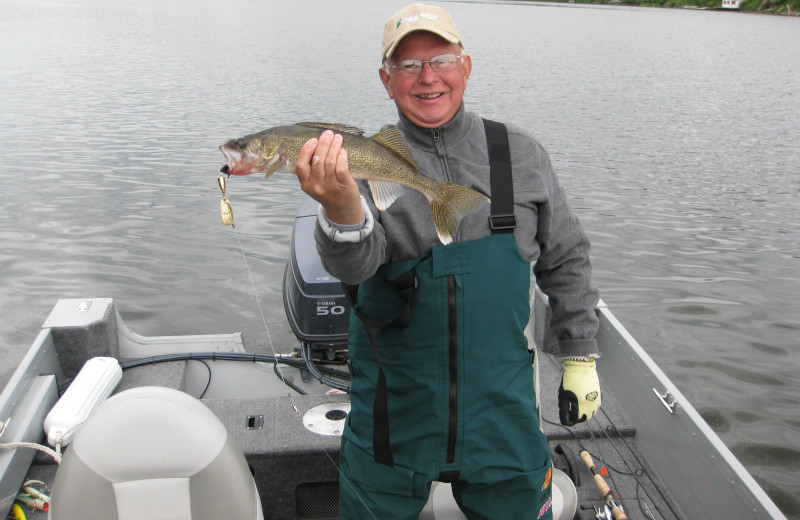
[283,195,351,363]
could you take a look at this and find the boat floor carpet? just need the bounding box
[17,352,683,520]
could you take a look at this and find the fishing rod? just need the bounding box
[543,414,662,519]
[580,449,628,520]
[596,406,679,520]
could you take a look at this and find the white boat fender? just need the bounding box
[43,356,122,448]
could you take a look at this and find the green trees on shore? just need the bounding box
[550,0,799,13]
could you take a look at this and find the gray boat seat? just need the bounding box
[49,386,264,520]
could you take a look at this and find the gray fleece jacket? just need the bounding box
[314,105,599,358]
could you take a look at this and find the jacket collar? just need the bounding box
[395,103,471,151]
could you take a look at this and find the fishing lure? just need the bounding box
[14,480,50,513]
[218,175,234,227]
[12,504,27,520]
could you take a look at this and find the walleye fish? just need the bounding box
[219,122,489,245]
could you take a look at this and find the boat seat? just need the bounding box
[48,386,264,520]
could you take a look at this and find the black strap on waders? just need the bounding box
[343,272,416,467]
[483,118,517,233]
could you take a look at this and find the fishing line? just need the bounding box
[596,405,681,520]
[543,413,642,517]
[587,425,628,515]
[539,392,681,518]
[322,449,380,520]
[223,205,378,519]
[230,228,301,415]
[544,393,681,519]
[596,406,682,520]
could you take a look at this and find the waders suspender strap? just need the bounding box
[483,118,517,233]
[343,273,416,467]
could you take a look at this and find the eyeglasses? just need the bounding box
[385,53,465,78]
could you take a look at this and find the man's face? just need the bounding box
[379,31,472,129]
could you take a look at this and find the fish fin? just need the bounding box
[429,183,490,245]
[296,122,366,136]
[371,129,418,169]
[263,149,288,179]
[367,180,407,211]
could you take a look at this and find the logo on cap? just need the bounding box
[396,12,439,29]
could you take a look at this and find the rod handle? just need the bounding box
[580,450,595,471]
[594,473,612,498]
[581,450,627,519]
[612,505,628,520]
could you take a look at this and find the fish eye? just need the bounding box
[236,137,247,148]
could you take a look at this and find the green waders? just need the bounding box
[338,121,554,520]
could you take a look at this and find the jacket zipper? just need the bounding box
[447,274,458,463]
[432,128,441,149]
[432,128,450,179]
[435,127,459,463]
[432,128,459,244]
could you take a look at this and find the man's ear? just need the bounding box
[379,67,394,99]
[462,54,472,83]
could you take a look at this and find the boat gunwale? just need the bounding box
[595,300,787,520]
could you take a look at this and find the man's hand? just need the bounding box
[296,130,363,225]
[558,359,601,426]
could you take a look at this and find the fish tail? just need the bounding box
[429,183,490,245]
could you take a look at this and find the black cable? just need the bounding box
[314,364,352,380]
[273,361,307,395]
[119,351,330,374]
[302,344,351,392]
[56,352,335,395]
[119,352,280,370]
[120,351,351,392]
[121,352,315,396]
[194,359,212,399]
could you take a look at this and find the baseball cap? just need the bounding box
[381,3,463,61]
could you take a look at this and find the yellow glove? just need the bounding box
[558,358,601,426]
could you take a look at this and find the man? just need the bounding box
[295,4,601,519]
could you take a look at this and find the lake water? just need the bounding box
[1,0,798,516]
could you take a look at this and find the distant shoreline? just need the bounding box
[522,0,800,16]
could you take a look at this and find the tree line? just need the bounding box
[542,0,799,14]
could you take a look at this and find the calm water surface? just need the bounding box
[1,0,798,516]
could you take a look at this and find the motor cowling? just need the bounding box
[283,195,351,361]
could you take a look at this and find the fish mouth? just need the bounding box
[219,145,263,176]
[219,144,241,166]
